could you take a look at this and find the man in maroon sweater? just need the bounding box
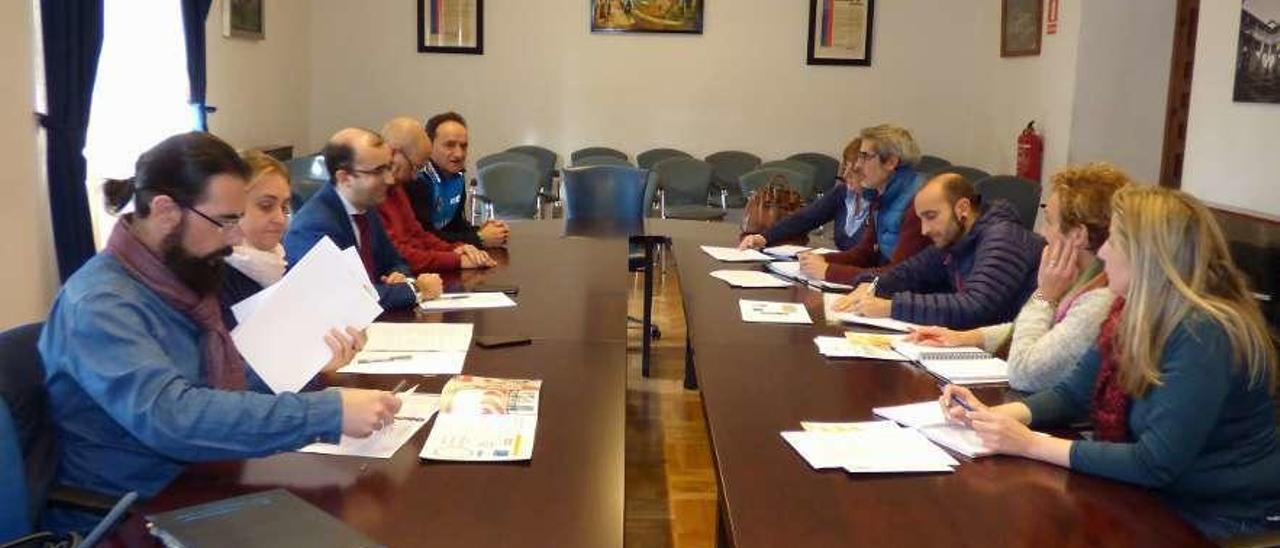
[377,117,495,273]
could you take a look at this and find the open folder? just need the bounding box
[231,237,383,394]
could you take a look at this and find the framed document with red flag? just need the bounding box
[418,0,483,54]
[807,0,874,66]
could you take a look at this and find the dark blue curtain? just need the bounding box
[39,0,105,282]
[180,0,213,131]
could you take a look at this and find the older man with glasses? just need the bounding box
[284,127,443,310]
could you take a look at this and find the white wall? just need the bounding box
[306,0,1026,169]
[0,0,58,329]
[205,0,311,153]
[1068,0,1175,184]
[1182,2,1280,219]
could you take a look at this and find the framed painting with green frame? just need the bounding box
[807,0,874,66]
[418,0,483,54]
[591,0,704,34]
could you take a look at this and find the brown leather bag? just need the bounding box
[740,174,807,245]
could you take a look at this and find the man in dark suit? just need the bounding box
[284,128,443,309]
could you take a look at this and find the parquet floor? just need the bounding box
[624,260,717,548]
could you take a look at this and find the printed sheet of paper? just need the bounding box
[781,426,957,473]
[419,292,517,312]
[231,237,384,394]
[420,376,541,462]
[298,393,441,458]
[709,270,793,289]
[822,293,919,332]
[873,401,995,458]
[700,245,772,262]
[340,323,472,376]
[739,299,813,324]
[813,335,909,361]
[767,261,854,291]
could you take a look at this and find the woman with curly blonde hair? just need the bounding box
[940,185,1280,540]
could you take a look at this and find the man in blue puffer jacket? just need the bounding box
[836,173,1044,329]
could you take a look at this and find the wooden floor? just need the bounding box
[624,259,717,548]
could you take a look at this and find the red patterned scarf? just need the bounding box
[1090,297,1130,442]
[104,219,247,390]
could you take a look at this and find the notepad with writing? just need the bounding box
[872,401,994,458]
[146,488,382,548]
[820,293,919,332]
[890,340,1009,385]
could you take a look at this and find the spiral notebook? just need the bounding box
[890,341,1009,385]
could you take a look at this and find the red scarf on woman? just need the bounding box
[104,219,247,390]
[1090,297,1130,442]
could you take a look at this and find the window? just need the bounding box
[84,0,196,246]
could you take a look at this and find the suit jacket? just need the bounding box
[283,183,415,309]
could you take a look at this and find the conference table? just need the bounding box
[123,218,1208,547]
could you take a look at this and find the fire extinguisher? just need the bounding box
[1016,121,1043,182]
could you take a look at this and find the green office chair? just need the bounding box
[706,150,761,209]
[653,157,725,222]
[787,152,841,197]
[637,148,692,170]
[570,147,628,164]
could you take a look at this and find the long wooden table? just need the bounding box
[662,219,1210,547]
[136,222,629,547]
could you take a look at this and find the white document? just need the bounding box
[781,427,958,473]
[419,292,517,312]
[763,245,838,259]
[701,245,772,262]
[813,335,910,361]
[821,293,920,332]
[800,420,900,433]
[891,340,1009,385]
[767,261,855,291]
[363,322,473,352]
[337,351,466,375]
[709,270,793,289]
[298,392,441,458]
[739,299,813,324]
[872,401,994,458]
[420,376,542,462]
[231,237,384,394]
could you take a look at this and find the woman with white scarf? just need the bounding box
[219,150,364,373]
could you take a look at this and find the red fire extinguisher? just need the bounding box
[1016,121,1043,182]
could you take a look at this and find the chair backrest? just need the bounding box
[786,153,841,195]
[739,167,812,199]
[939,165,991,185]
[502,147,558,193]
[974,175,1043,230]
[573,155,632,167]
[637,148,693,169]
[1,399,30,540]
[476,163,541,220]
[759,160,818,199]
[705,150,762,195]
[286,154,329,210]
[653,157,714,207]
[570,147,628,164]
[560,165,648,236]
[0,322,54,534]
[916,154,952,175]
[644,171,660,218]
[476,151,538,172]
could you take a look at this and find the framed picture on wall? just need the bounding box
[590,0,704,34]
[806,0,875,66]
[418,0,483,54]
[1233,0,1280,104]
[223,0,264,40]
[1000,0,1042,57]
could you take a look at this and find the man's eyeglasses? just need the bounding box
[186,206,241,232]
[350,164,393,177]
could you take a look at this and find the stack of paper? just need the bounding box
[766,261,854,291]
[813,334,909,361]
[700,245,772,262]
[338,323,473,375]
[419,292,517,312]
[781,420,958,473]
[821,293,919,332]
[420,376,541,462]
[891,340,1009,385]
[709,270,793,288]
[231,237,384,394]
[739,299,813,324]
[298,391,441,458]
[762,245,839,259]
[873,401,994,458]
